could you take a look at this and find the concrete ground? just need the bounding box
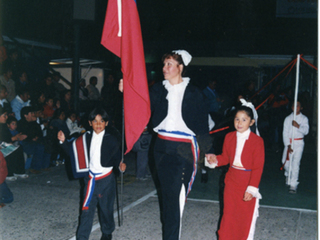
[0,150,317,240]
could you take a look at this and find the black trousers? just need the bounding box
[76,172,116,240]
[154,137,194,240]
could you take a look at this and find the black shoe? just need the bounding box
[101,234,112,240]
[201,172,208,183]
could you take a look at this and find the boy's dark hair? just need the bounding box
[88,107,109,122]
[17,87,29,96]
[89,76,98,84]
[53,108,65,119]
[7,116,17,125]
[20,106,33,119]
[0,105,6,115]
[0,84,7,92]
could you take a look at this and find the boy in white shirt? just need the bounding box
[58,107,126,240]
[281,101,309,193]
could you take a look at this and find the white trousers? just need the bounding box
[281,140,304,188]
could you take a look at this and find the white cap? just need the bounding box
[172,50,192,66]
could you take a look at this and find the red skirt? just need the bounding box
[218,167,258,240]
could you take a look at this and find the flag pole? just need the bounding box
[288,54,300,185]
[120,102,124,226]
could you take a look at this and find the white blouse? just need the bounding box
[153,77,195,136]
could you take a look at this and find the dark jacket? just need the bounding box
[61,127,122,178]
[149,81,213,156]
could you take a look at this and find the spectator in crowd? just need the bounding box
[86,76,100,101]
[59,90,73,115]
[17,106,51,173]
[10,88,31,120]
[41,74,58,99]
[65,111,86,138]
[42,96,55,120]
[203,79,224,123]
[0,85,12,114]
[52,71,67,94]
[0,106,28,180]
[0,65,15,102]
[79,78,88,100]
[15,70,30,94]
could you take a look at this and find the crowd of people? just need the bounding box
[0,47,311,240]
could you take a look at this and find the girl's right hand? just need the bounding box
[119,79,123,92]
[205,154,217,164]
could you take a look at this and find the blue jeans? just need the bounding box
[20,141,51,170]
[0,182,13,204]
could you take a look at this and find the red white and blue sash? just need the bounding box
[69,133,90,178]
[157,130,199,198]
[82,170,113,210]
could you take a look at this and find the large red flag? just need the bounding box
[101,0,151,154]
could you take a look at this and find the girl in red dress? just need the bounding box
[206,102,265,240]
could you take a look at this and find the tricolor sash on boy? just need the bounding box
[157,130,199,198]
[69,133,90,179]
[82,170,113,210]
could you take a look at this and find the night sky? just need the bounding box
[1,0,317,60]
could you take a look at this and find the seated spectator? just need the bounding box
[0,85,12,114]
[6,116,19,140]
[15,70,30,94]
[40,73,58,99]
[30,91,46,108]
[0,152,13,208]
[0,106,28,180]
[59,90,73,115]
[17,106,51,173]
[49,109,70,138]
[79,78,88,100]
[86,76,100,100]
[10,88,31,120]
[65,111,86,138]
[52,71,67,94]
[0,65,15,102]
[42,96,55,120]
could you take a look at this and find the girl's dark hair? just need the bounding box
[7,116,17,125]
[88,107,109,122]
[235,105,257,134]
[235,105,254,120]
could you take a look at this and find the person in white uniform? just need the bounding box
[281,101,309,193]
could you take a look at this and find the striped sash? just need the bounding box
[70,133,90,178]
[157,130,199,198]
[82,170,113,210]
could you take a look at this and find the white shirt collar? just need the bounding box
[163,77,190,90]
[93,129,105,138]
[236,128,251,139]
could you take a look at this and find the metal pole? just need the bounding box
[120,102,124,226]
[72,23,81,114]
[288,54,300,185]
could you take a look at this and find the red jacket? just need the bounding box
[217,131,265,188]
[0,152,8,184]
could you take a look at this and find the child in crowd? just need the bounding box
[205,101,265,240]
[281,101,309,193]
[65,111,86,138]
[58,107,126,240]
[6,116,20,144]
[42,96,55,120]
